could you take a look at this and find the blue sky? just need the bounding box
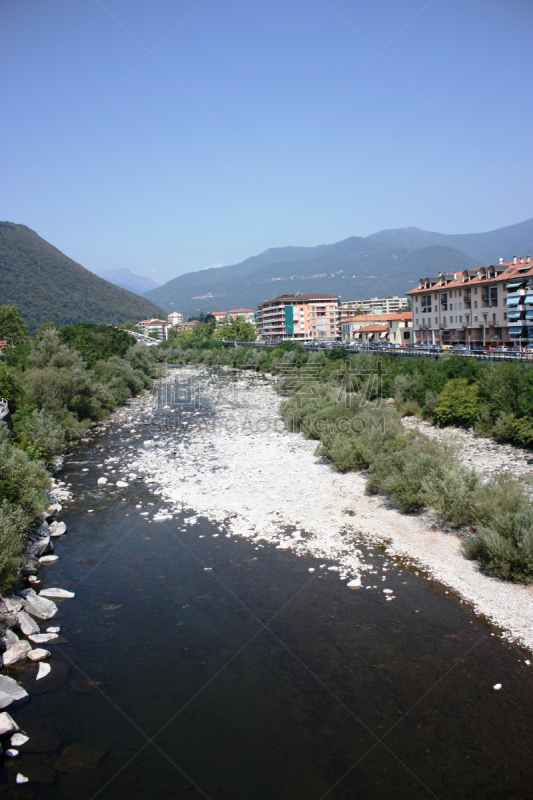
[1,0,532,285]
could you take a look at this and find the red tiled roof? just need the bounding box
[229,308,254,313]
[344,312,412,323]
[407,259,533,295]
[259,293,339,306]
[356,324,388,333]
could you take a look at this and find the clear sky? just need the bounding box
[1,0,532,285]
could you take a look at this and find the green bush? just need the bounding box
[422,462,480,527]
[434,378,479,427]
[493,412,533,448]
[17,409,65,464]
[0,500,33,591]
[465,474,533,581]
[0,423,49,517]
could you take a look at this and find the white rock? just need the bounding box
[0,676,28,709]
[39,588,75,599]
[27,576,39,583]
[36,663,51,680]
[3,629,19,647]
[10,734,29,747]
[28,633,57,644]
[347,577,362,589]
[383,589,393,594]
[493,683,502,690]
[38,555,59,564]
[16,610,40,636]
[0,712,19,736]
[116,480,129,488]
[97,477,108,485]
[19,590,57,620]
[3,597,23,614]
[525,660,531,666]
[46,626,60,633]
[3,641,32,666]
[27,648,50,661]
[49,520,67,537]
[16,774,28,784]
[5,749,18,757]
[308,568,315,572]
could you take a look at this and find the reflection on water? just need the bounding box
[2,382,533,799]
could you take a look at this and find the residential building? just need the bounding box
[137,318,169,339]
[227,308,256,323]
[338,296,409,324]
[211,312,228,325]
[256,293,339,342]
[407,256,533,346]
[340,312,412,345]
[167,311,184,327]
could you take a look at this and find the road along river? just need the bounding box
[2,365,533,799]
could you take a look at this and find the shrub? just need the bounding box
[465,475,533,582]
[0,500,33,591]
[434,378,479,427]
[17,409,65,464]
[494,412,533,448]
[367,432,449,512]
[422,462,480,527]
[0,423,49,517]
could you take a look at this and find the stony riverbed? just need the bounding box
[99,365,533,652]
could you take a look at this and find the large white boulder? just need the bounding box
[0,676,28,709]
[16,611,40,636]
[3,641,31,666]
[0,712,19,736]
[19,589,58,620]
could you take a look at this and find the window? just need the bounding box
[475,315,478,322]
[459,316,463,323]
[475,288,478,294]
[416,319,419,325]
[443,316,446,325]
[474,301,478,308]
[504,312,507,320]
[466,316,470,325]
[459,303,462,310]
[435,318,438,325]
[459,290,462,297]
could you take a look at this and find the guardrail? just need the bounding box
[219,340,533,362]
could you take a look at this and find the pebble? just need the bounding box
[493,683,502,691]
[97,477,108,485]
[15,774,28,784]
[11,734,29,747]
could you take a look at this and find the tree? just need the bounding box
[213,318,256,342]
[0,305,29,344]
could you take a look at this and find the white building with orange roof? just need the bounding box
[407,256,533,347]
[340,311,412,345]
[137,318,169,339]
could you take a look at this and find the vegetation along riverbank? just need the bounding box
[0,305,158,594]
[155,329,533,587]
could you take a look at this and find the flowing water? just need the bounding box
[2,373,533,800]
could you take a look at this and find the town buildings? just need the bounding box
[407,257,533,346]
[338,296,409,324]
[137,318,169,339]
[256,293,339,342]
[167,311,184,327]
[211,309,256,326]
[340,312,412,345]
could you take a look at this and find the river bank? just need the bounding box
[114,365,533,652]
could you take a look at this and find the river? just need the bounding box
[3,366,533,799]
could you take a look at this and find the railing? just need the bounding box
[220,340,533,362]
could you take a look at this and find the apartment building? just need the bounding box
[340,312,412,345]
[167,311,184,327]
[338,296,409,324]
[227,308,256,323]
[137,318,169,339]
[407,257,533,346]
[256,293,339,342]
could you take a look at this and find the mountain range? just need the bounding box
[0,222,164,332]
[144,218,533,320]
[96,267,160,294]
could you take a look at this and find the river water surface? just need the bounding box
[3,371,533,800]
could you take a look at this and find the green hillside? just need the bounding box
[0,222,164,332]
